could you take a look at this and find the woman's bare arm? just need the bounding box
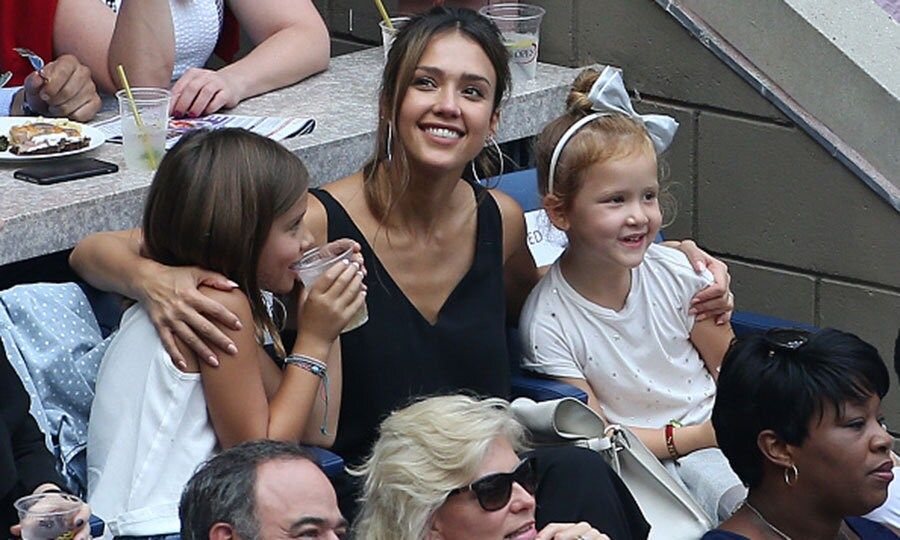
[69,229,241,365]
[106,0,175,89]
[53,0,118,93]
[690,317,735,382]
[169,0,330,116]
[491,190,540,323]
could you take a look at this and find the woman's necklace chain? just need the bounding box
[743,501,852,540]
[743,501,791,540]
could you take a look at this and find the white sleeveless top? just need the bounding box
[107,0,224,81]
[87,304,217,538]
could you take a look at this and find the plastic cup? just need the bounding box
[292,241,368,333]
[379,17,411,63]
[479,3,545,83]
[116,87,170,171]
[14,493,81,540]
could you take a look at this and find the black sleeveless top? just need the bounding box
[312,183,510,465]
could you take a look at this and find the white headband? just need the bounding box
[547,66,679,195]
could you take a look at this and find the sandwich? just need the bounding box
[7,120,90,155]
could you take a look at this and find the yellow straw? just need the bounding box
[116,64,158,170]
[374,0,393,30]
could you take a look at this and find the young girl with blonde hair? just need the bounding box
[520,67,745,524]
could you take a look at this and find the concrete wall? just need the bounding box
[534,0,900,424]
[316,0,900,424]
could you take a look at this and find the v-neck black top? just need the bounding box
[312,183,510,465]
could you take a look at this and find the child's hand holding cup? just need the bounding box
[292,239,368,334]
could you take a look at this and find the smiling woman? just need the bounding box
[68,7,732,535]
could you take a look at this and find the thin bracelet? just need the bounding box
[284,354,330,435]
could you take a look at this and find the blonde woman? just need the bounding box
[355,395,618,540]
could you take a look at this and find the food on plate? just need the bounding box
[6,119,91,155]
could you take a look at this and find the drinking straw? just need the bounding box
[374,0,393,30]
[116,64,158,170]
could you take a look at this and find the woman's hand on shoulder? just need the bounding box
[141,265,243,368]
[666,239,734,325]
[536,522,610,540]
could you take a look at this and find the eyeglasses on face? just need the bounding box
[447,457,538,512]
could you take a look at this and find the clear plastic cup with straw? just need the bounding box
[116,65,169,171]
[379,16,412,63]
[479,3,545,83]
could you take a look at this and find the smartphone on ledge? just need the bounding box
[14,158,119,185]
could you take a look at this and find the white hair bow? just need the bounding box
[548,66,679,195]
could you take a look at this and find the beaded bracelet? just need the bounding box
[284,354,330,435]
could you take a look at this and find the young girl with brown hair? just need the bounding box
[86,128,365,538]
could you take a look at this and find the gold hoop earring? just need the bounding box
[783,464,798,486]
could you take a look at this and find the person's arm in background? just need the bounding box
[172,0,330,116]
[106,0,329,117]
[52,0,117,94]
[3,56,101,121]
[105,0,175,90]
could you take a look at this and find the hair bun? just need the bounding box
[565,68,601,116]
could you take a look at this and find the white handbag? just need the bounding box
[511,397,713,540]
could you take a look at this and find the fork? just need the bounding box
[13,47,50,82]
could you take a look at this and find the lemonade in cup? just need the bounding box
[479,3,545,83]
[116,87,170,171]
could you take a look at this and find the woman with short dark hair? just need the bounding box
[704,328,897,539]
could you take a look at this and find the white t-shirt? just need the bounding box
[87,304,217,538]
[520,243,716,428]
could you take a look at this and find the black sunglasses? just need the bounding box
[763,328,811,357]
[447,457,538,512]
